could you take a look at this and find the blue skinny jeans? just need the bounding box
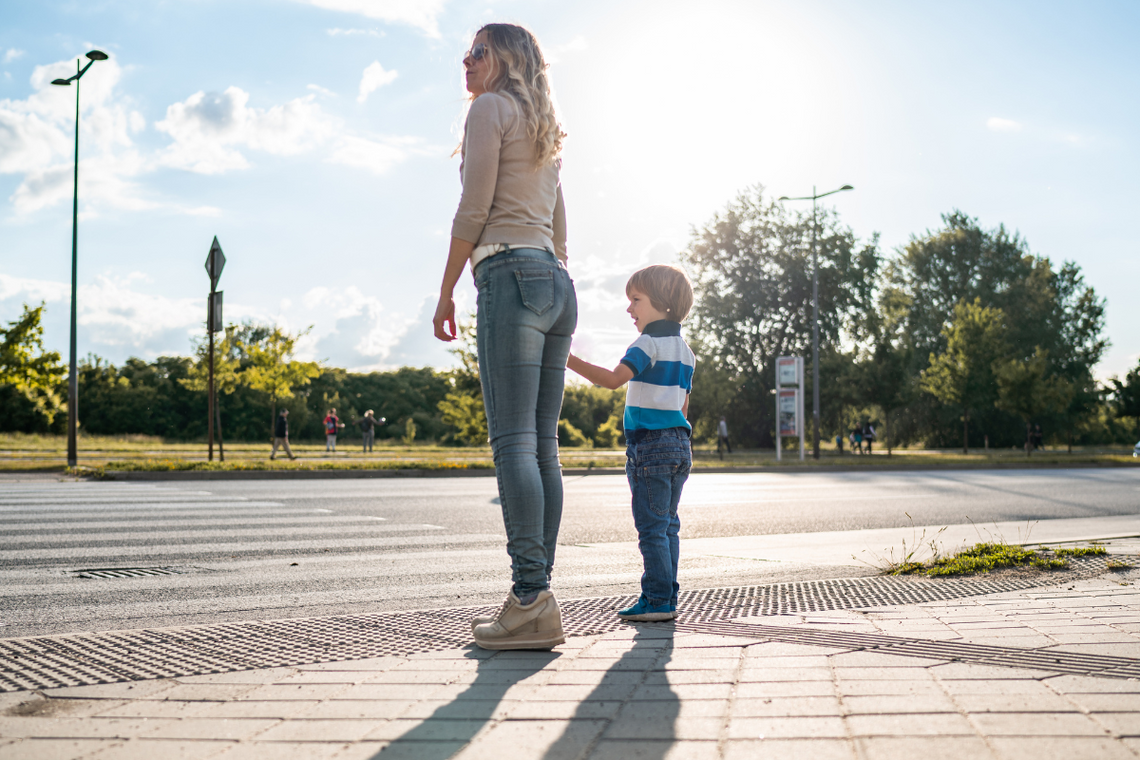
[626,427,691,607]
[474,248,578,598]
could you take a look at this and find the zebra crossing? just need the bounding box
[0,479,519,639]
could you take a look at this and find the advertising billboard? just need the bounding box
[778,389,799,438]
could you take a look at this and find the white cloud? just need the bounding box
[303,285,418,370]
[307,83,337,96]
[986,117,1022,133]
[0,273,70,304]
[0,54,159,216]
[328,134,424,175]
[298,0,445,37]
[326,27,384,37]
[155,87,338,174]
[3,49,24,63]
[545,35,588,64]
[357,61,397,103]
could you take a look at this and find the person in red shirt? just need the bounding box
[323,408,345,452]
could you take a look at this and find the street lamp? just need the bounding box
[777,184,854,460]
[52,50,108,469]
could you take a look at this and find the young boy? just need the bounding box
[567,264,695,622]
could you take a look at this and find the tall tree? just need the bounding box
[683,185,879,447]
[994,347,1074,455]
[0,304,66,424]
[921,299,1008,453]
[242,326,321,435]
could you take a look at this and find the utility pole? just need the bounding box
[778,184,854,459]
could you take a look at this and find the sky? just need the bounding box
[2,0,1138,381]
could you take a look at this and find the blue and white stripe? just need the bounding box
[620,321,695,432]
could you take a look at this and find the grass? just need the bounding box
[886,541,1109,577]
[1,432,1136,474]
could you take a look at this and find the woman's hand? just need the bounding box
[433,294,457,341]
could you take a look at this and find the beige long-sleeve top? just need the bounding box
[451,92,567,262]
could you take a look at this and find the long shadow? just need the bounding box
[543,624,679,760]
[370,647,558,760]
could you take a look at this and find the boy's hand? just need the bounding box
[567,353,634,390]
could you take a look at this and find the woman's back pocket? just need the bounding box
[515,270,554,316]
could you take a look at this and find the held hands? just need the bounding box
[433,294,457,342]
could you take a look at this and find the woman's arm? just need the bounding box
[433,237,476,341]
[567,353,634,390]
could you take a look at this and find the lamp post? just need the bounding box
[777,184,854,460]
[52,50,108,469]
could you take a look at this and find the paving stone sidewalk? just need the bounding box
[4,573,1140,760]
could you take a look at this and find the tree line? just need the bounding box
[2,184,1138,450]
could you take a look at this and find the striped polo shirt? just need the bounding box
[620,320,695,432]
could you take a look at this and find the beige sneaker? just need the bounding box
[473,590,565,650]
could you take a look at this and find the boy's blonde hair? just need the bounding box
[626,265,694,323]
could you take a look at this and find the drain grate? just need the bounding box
[672,618,1140,680]
[71,567,202,580]
[0,557,1123,693]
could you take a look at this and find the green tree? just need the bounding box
[856,339,913,455]
[438,392,486,445]
[0,304,65,425]
[242,326,321,436]
[436,314,489,446]
[885,211,1107,448]
[921,299,1008,453]
[1110,360,1140,439]
[994,347,1074,455]
[683,185,879,447]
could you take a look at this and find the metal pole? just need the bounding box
[66,59,80,469]
[811,188,820,460]
[207,287,214,462]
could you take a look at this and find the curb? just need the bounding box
[85,459,1139,480]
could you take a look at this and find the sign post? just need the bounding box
[205,237,226,462]
[775,356,805,462]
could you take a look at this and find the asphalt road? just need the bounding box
[2,468,1138,638]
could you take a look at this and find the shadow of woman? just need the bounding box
[543,624,679,760]
[369,647,559,760]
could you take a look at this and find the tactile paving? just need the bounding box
[0,556,1122,692]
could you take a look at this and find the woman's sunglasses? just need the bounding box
[466,43,489,62]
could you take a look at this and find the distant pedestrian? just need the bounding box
[853,427,864,454]
[717,416,732,459]
[358,410,386,453]
[863,422,875,454]
[323,408,345,452]
[270,409,296,461]
[836,433,844,454]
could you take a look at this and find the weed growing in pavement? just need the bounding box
[1053,545,1108,558]
[856,513,949,574]
[1107,559,1133,571]
[886,541,1070,577]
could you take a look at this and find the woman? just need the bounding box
[432,23,576,650]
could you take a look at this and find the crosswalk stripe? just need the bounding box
[0,533,505,560]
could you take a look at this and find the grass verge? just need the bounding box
[886,542,1107,577]
[66,458,494,478]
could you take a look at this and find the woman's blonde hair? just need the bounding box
[468,23,564,166]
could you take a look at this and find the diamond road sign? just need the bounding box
[205,237,226,289]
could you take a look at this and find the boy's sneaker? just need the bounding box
[617,596,675,622]
[473,590,565,650]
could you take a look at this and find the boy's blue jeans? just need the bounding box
[474,248,577,599]
[625,427,691,607]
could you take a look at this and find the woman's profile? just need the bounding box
[432,23,576,650]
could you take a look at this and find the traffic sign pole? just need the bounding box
[205,238,226,463]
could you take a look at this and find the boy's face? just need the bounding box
[626,287,670,333]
